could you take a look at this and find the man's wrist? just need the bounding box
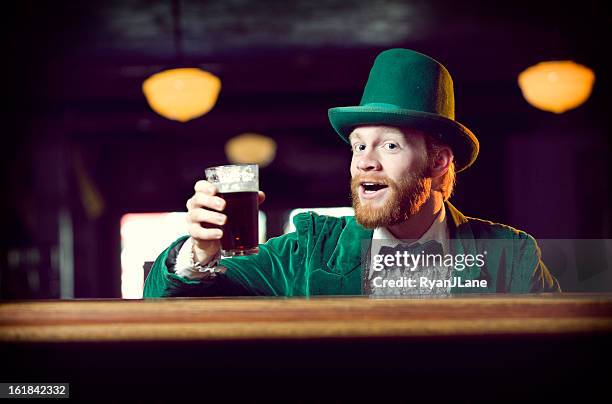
[174,238,221,279]
[190,242,221,273]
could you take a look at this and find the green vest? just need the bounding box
[144,202,560,298]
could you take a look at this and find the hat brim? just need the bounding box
[328,106,479,172]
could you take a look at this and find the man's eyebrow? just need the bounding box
[349,132,361,142]
[384,131,406,141]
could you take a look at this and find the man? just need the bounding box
[144,48,560,298]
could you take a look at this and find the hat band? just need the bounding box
[362,102,403,110]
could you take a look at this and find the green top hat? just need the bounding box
[328,48,479,172]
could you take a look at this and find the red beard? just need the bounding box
[351,170,431,229]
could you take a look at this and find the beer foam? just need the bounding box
[205,164,259,193]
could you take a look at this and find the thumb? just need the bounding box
[257,191,266,205]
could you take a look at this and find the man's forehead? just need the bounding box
[348,126,424,141]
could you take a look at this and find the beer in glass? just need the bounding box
[204,164,259,257]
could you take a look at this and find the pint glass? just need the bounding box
[204,164,259,257]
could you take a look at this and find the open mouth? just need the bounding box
[359,182,389,200]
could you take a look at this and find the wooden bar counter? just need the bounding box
[2,294,611,401]
[1,294,612,342]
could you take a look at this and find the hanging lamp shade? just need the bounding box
[225,133,277,167]
[518,61,595,114]
[142,68,221,122]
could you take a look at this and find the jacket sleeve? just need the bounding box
[143,236,252,298]
[514,232,562,293]
[143,214,309,298]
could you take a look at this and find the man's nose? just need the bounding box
[356,152,381,171]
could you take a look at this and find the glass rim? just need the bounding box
[205,163,258,172]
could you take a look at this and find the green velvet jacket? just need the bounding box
[143,202,560,298]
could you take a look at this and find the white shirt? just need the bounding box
[368,205,452,296]
[174,237,211,280]
[369,204,449,277]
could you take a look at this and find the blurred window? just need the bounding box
[283,207,354,234]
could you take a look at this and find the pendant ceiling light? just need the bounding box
[143,68,220,122]
[518,61,595,114]
[142,0,221,122]
[225,133,277,167]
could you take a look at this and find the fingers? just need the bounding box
[187,180,265,232]
[186,180,227,242]
[257,191,266,205]
[188,223,223,240]
[188,208,226,226]
[194,180,218,195]
[186,180,225,257]
[187,192,226,212]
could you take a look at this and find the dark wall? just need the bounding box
[2,0,610,298]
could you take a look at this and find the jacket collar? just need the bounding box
[446,200,472,238]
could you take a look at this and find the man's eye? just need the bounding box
[384,143,399,150]
[353,144,366,152]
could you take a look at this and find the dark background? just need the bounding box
[1,0,610,298]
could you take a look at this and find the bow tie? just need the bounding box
[377,239,443,258]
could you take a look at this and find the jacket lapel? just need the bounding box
[306,216,371,295]
[326,217,373,275]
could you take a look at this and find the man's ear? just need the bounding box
[429,147,453,179]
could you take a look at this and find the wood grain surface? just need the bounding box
[1,294,611,342]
